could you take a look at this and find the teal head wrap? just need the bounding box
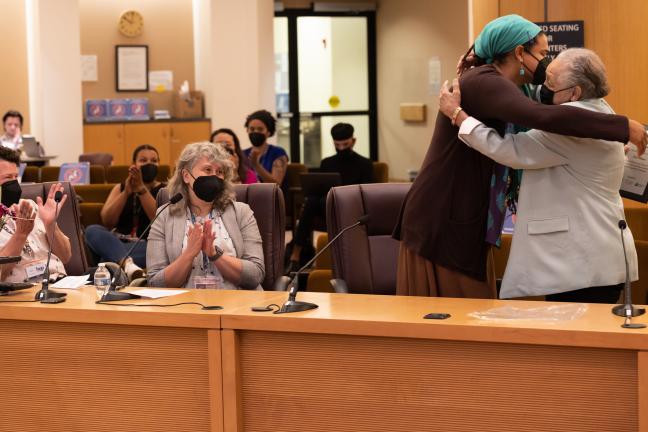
[474,15,542,64]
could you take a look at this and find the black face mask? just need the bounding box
[524,50,551,85]
[140,164,158,183]
[190,173,224,203]
[336,147,353,156]
[539,85,575,105]
[1,179,22,207]
[248,132,266,147]
[539,85,555,105]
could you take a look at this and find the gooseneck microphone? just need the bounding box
[275,214,370,314]
[611,220,646,328]
[35,190,67,303]
[101,193,183,302]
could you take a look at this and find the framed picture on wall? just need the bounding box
[115,45,148,92]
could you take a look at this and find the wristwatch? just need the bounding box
[207,246,224,262]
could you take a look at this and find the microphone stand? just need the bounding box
[275,216,368,314]
[100,195,181,302]
[35,192,66,304]
[611,220,646,328]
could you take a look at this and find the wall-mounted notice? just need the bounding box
[149,70,174,92]
[534,21,584,59]
[81,55,98,82]
[428,56,441,95]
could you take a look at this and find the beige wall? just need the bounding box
[471,0,648,123]
[0,0,30,132]
[79,0,195,105]
[377,0,469,180]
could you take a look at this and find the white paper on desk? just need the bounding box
[51,275,91,289]
[621,145,648,196]
[128,288,188,299]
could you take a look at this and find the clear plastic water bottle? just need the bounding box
[94,263,111,297]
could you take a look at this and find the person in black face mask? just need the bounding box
[146,142,265,290]
[286,122,374,274]
[85,144,167,278]
[243,109,289,186]
[0,147,71,283]
[439,47,639,304]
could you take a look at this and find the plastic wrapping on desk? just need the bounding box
[469,303,588,322]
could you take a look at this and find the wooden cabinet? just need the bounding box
[169,121,212,163]
[83,119,211,166]
[124,123,171,164]
[82,124,126,164]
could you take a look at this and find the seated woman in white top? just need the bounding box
[439,48,638,303]
[1,111,23,151]
[146,142,265,289]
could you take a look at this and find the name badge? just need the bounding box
[193,275,223,290]
[25,260,47,280]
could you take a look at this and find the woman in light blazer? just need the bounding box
[439,48,639,303]
[147,142,265,289]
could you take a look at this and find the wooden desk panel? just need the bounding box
[221,291,648,432]
[231,330,636,432]
[0,288,284,432]
[0,319,214,432]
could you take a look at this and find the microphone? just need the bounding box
[101,192,183,301]
[274,214,370,314]
[611,219,646,328]
[35,189,67,303]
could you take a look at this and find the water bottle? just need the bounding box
[94,263,111,297]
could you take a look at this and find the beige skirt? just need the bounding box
[396,243,496,298]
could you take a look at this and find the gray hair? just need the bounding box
[167,141,235,213]
[555,48,609,99]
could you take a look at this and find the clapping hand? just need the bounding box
[127,165,145,194]
[11,200,35,237]
[37,183,67,229]
[201,219,216,257]
[185,223,204,258]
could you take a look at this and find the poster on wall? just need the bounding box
[534,21,584,58]
[116,45,149,92]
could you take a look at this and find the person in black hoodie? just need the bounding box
[286,123,373,273]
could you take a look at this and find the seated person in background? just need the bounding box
[286,122,374,273]
[146,142,264,289]
[0,147,71,282]
[440,48,638,303]
[210,128,257,184]
[243,109,288,186]
[1,110,24,151]
[85,144,166,279]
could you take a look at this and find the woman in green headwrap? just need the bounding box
[393,14,647,298]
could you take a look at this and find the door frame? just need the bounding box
[275,8,378,163]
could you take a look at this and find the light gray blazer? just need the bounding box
[458,98,638,299]
[146,201,265,289]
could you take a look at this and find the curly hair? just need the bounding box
[167,142,236,214]
[0,146,21,166]
[244,109,276,136]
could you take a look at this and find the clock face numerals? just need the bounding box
[119,10,143,37]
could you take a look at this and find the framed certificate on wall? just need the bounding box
[115,45,148,92]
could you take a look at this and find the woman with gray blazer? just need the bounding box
[146,142,265,290]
